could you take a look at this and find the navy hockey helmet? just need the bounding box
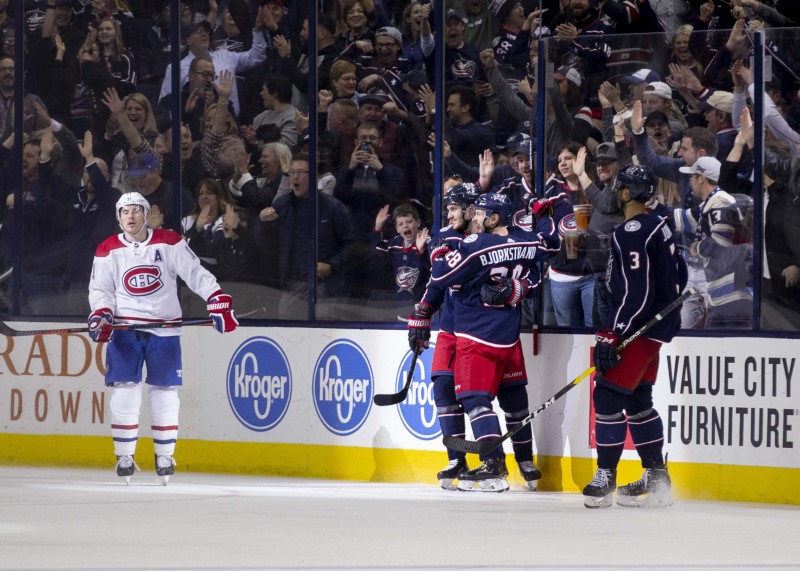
[474,192,514,226]
[444,182,481,209]
[615,164,656,202]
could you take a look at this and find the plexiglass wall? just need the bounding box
[2,1,798,334]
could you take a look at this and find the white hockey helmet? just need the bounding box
[116,192,150,222]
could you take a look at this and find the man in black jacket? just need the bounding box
[257,153,357,320]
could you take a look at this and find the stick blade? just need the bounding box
[442,435,499,455]
[373,391,407,406]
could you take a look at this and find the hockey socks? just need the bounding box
[110,382,142,457]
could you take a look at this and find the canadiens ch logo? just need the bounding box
[122,266,164,296]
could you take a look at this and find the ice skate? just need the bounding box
[616,466,673,508]
[155,455,176,486]
[437,457,468,491]
[517,460,542,491]
[583,468,616,508]
[114,455,140,485]
[456,457,509,493]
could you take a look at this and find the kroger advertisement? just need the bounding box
[0,325,797,470]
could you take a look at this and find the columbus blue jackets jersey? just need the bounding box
[605,212,688,343]
[423,222,559,346]
[430,226,469,334]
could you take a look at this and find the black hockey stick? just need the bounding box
[0,318,213,338]
[374,349,421,406]
[443,287,696,456]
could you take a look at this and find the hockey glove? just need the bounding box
[481,277,529,308]
[408,302,434,352]
[593,329,620,373]
[429,241,452,262]
[207,291,239,333]
[88,308,114,343]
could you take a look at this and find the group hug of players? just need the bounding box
[407,162,687,508]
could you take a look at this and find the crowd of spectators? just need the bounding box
[0,0,798,330]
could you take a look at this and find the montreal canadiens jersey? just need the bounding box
[606,212,688,343]
[89,229,221,337]
[423,224,557,346]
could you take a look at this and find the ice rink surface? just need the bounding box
[1,466,798,571]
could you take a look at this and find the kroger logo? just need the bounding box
[227,337,292,432]
[397,347,439,440]
[313,339,373,436]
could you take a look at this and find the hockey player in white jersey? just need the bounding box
[88,192,239,485]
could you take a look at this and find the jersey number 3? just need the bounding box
[629,251,640,270]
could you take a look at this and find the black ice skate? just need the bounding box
[456,457,509,493]
[437,457,468,490]
[517,460,542,491]
[583,468,616,508]
[155,455,176,486]
[616,466,673,508]
[114,454,140,485]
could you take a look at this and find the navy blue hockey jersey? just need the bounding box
[423,223,559,346]
[605,212,688,343]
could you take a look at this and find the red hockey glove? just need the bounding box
[530,197,557,219]
[481,277,529,308]
[88,308,114,343]
[593,329,620,373]
[429,240,452,262]
[207,291,239,333]
[408,302,434,352]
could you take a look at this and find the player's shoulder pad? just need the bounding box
[149,228,183,246]
[462,233,479,244]
[94,234,126,257]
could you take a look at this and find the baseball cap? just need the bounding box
[127,153,159,176]
[554,65,581,88]
[399,69,428,90]
[488,0,517,21]
[506,132,531,155]
[644,81,672,100]
[358,90,391,107]
[700,91,733,114]
[595,142,617,163]
[445,5,466,22]
[679,156,721,182]
[622,68,661,85]
[181,20,213,40]
[375,26,402,46]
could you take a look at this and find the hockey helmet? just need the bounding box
[615,164,656,202]
[444,182,481,209]
[474,192,514,226]
[116,192,151,221]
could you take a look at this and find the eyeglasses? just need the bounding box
[287,169,309,176]
[0,66,13,73]
[194,70,216,79]
[338,75,357,83]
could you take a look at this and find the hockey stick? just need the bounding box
[373,349,421,406]
[0,318,213,338]
[443,287,696,455]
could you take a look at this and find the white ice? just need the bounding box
[0,466,798,571]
